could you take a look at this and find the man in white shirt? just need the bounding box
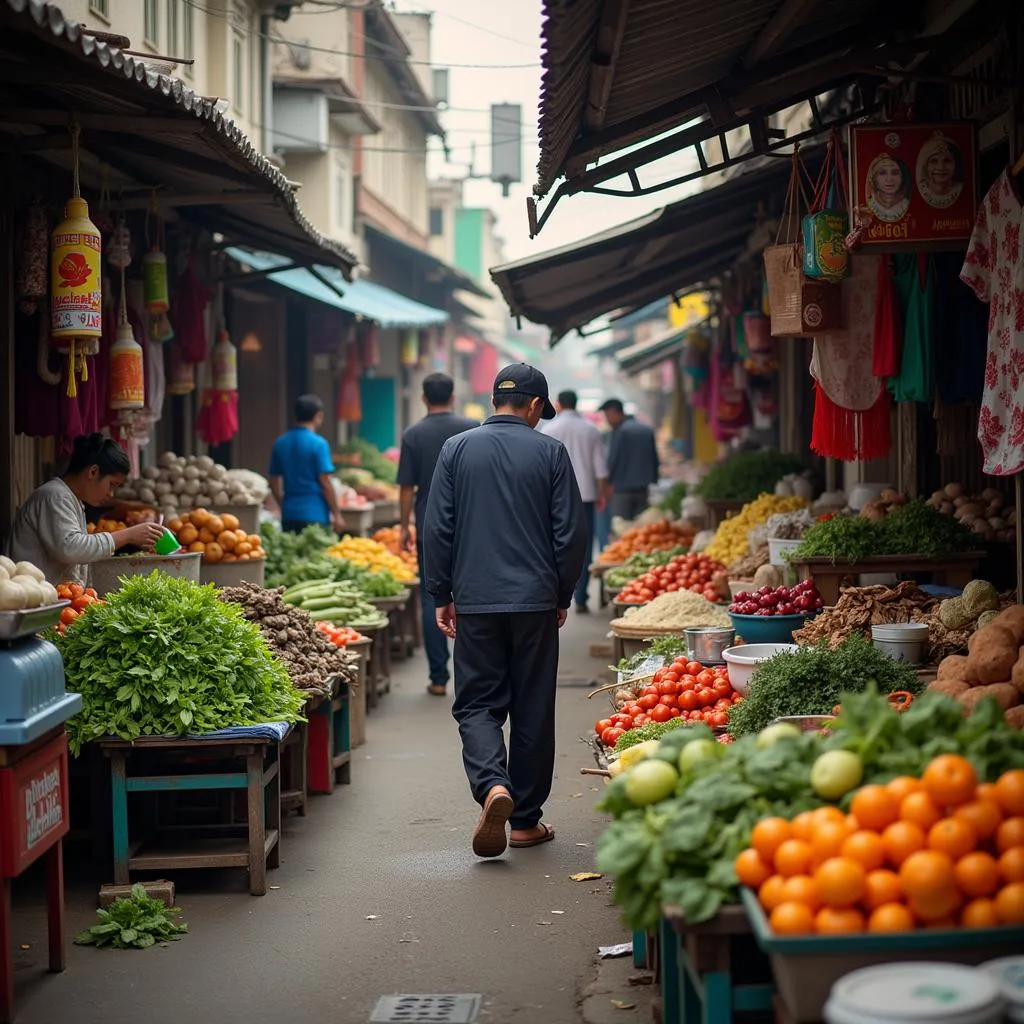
[539,390,610,613]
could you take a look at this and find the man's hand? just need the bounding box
[436,602,457,638]
[331,511,347,535]
[400,525,414,553]
[556,608,568,629]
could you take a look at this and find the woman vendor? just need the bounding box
[7,433,164,584]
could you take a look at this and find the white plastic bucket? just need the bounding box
[980,957,1024,1023]
[824,963,1004,1024]
[871,622,929,666]
[768,537,803,566]
[722,643,798,695]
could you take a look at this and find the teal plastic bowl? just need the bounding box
[727,610,817,644]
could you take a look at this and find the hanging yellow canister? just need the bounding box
[143,246,169,314]
[211,329,238,391]
[167,343,195,396]
[109,320,145,412]
[400,329,419,367]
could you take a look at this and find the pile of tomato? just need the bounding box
[595,658,741,747]
[616,552,728,605]
[55,582,104,634]
[315,622,366,647]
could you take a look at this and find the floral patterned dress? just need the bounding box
[960,169,1024,476]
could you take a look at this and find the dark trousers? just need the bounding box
[452,611,559,830]
[417,543,450,687]
[610,491,649,521]
[574,502,595,607]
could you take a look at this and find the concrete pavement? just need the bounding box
[9,607,653,1024]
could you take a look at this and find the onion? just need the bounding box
[945,483,963,499]
[0,579,27,610]
[15,561,45,582]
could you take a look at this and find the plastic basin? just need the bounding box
[727,610,816,645]
[723,643,799,694]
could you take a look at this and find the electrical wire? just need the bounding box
[181,0,541,68]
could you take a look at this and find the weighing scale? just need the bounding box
[0,601,82,1023]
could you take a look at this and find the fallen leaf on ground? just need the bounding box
[570,872,603,881]
[611,1000,636,1010]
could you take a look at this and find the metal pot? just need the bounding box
[684,626,736,664]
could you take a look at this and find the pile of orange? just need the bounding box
[167,509,265,564]
[372,526,418,569]
[598,522,695,565]
[735,758,1024,935]
[87,518,128,534]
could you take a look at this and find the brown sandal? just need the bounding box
[509,823,555,848]
[471,788,514,858]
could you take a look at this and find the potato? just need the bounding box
[936,655,970,683]
[1012,652,1024,695]
[1005,706,1024,730]
[960,682,1021,712]
[995,605,1024,645]
[928,678,970,698]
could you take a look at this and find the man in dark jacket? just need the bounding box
[423,364,588,858]
[600,398,660,521]
[396,373,478,696]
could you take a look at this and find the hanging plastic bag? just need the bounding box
[802,130,851,282]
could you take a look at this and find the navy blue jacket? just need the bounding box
[422,415,588,613]
[608,417,660,492]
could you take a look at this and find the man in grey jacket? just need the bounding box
[423,364,588,858]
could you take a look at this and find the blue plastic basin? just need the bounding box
[727,610,817,644]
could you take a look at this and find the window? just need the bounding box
[89,0,109,19]
[429,206,444,237]
[182,1,194,76]
[167,0,180,56]
[232,28,246,113]
[144,0,159,48]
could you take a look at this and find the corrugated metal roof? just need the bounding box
[494,153,805,341]
[2,0,357,274]
[535,0,924,198]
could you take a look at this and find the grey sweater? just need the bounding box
[7,478,114,584]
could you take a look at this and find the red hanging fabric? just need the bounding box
[469,342,499,394]
[175,258,212,364]
[872,256,903,378]
[336,342,362,423]
[812,383,892,461]
[195,389,239,445]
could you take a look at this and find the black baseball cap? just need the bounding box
[492,363,557,419]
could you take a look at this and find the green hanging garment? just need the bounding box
[888,252,935,403]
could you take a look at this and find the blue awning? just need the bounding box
[224,247,449,329]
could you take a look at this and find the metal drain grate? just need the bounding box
[370,994,482,1023]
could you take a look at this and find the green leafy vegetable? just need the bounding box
[74,884,188,949]
[55,572,305,755]
[793,502,974,564]
[261,523,337,586]
[695,451,806,502]
[614,717,696,751]
[336,438,397,483]
[727,633,921,736]
[657,483,687,517]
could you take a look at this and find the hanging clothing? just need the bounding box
[871,256,902,379]
[960,169,1024,476]
[175,259,212,364]
[810,254,892,461]
[889,253,935,403]
[932,254,987,404]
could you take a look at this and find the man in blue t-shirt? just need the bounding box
[268,394,346,535]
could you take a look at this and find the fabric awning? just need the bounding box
[1,0,356,274]
[490,154,804,342]
[617,323,702,376]
[533,0,986,212]
[225,248,448,329]
[364,224,491,299]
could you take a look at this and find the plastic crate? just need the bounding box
[741,887,1024,1022]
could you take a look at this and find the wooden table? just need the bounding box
[791,552,984,607]
[361,624,391,708]
[0,728,69,1024]
[370,591,411,662]
[390,581,422,658]
[659,904,773,1024]
[97,734,285,897]
[344,639,370,747]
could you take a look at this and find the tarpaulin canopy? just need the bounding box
[225,248,449,329]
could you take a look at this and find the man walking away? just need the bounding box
[423,364,588,858]
[397,372,478,696]
[599,398,660,522]
[269,394,345,535]
[539,390,609,613]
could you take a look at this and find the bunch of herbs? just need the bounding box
[55,572,305,755]
[726,633,920,737]
[695,451,805,502]
[74,884,188,950]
